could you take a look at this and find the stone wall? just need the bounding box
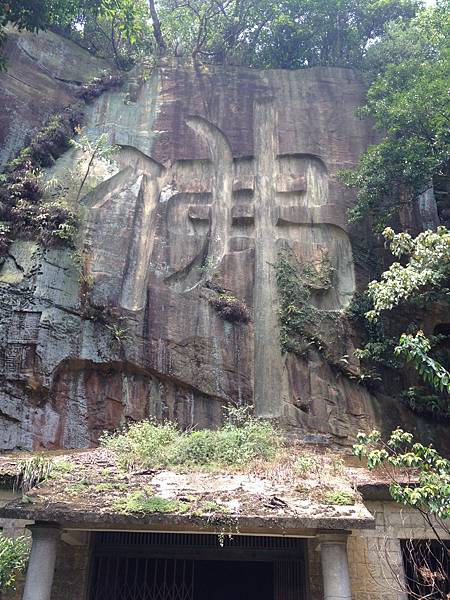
[307,537,324,600]
[50,537,91,600]
[348,501,450,600]
[2,505,449,600]
[0,29,381,450]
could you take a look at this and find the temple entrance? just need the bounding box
[89,532,308,600]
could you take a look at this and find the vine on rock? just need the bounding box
[274,249,347,371]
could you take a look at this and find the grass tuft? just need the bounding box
[114,491,190,515]
[323,490,355,505]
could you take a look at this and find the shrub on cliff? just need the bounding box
[0,75,121,257]
[210,294,250,324]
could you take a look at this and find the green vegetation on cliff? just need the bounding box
[337,3,450,421]
[349,226,450,418]
[0,73,122,257]
[340,2,449,228]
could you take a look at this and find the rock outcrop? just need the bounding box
[1,29,445,450]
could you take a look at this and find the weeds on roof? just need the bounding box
[101,406,282,472]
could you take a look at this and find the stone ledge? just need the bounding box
[0,501,375,534]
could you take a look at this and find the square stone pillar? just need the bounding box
[22,524,60,600]
[318,533,352,600]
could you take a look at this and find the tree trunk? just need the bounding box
[148,0,166,54]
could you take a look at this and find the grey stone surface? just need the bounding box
[319,534,353,600]
[0,27,110,166]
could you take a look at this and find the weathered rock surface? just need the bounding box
[0,31,447,450]
[0,27,111,166]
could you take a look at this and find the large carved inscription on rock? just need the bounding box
[81,68,363,434]
[0,59,378,449]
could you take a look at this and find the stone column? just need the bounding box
[23,524,60,600]
[318,533,352,600]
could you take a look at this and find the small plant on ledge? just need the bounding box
[76,73,123,103]
[113,490,191,515]
[205,280,251,324]
[323,490,355,506]
[210,292,250,324]
[106,321,131,344]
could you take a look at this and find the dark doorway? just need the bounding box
[195,560,273,600]
[90,557,274,600]
[89,532,308,600]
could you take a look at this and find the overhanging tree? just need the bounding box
[340,2,450,228]
[366,226,450,397]
[0,0,424,70]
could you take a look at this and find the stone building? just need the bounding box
[1,451,449,600]
[0,28,448,600]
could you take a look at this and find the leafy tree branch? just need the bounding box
[354,428,450,536]
[366,226,450,320]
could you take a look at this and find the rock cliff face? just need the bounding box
[0,30,437,450]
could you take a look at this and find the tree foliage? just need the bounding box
[362,226,450,396]
[0,0,153,69]
[0,0,80,68]
[152,0,421,67]
[242,0,421,69]
[341,2,450,227]
[0,0,76,32]
[395,331,450,395]
[355,428,450,599]
[1,0,423,70]
[63,0,154,69]
[354,428,450,523]
[366,226,450,319]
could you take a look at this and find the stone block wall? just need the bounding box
[307,537,324,600]
[348,501,450,600]
[50,537,91,600]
